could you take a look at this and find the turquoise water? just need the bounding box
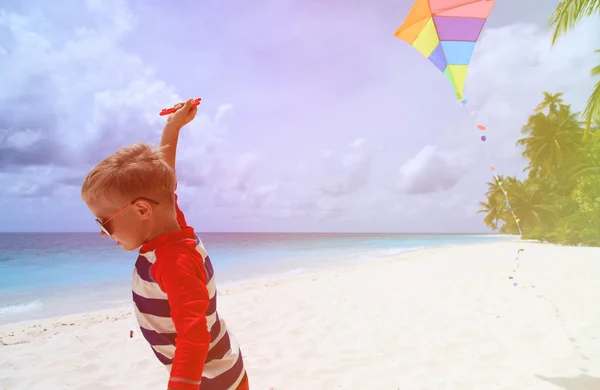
[0,232,511,324]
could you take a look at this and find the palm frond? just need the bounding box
[550,0,600,45]
[582,49,600,142]
[581,78,600,128]
[592,50,600,76]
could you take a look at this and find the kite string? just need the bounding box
[461,99,527,288]
[460,102,590,372]
[463,100,588,366]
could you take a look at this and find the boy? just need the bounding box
[81,99,248,390]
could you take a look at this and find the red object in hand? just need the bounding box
[159,98,201,116]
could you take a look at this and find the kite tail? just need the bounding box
[459,98,527,288]
[461,102,586,370]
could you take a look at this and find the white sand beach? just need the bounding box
[2,241,600,390]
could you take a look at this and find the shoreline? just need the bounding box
[2,240,600,389]
[1,241,504,337]
[0,239,541,331]
[0,237,514,326]
[1,244,432,327]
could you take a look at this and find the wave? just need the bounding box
[0,299,42,316]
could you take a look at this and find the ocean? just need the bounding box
[0,232,511,325]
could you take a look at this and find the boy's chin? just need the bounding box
[117,241,140,252]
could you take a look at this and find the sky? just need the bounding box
[0,0,598,233]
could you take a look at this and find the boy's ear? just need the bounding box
[133,200,154,219]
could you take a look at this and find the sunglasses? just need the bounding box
[96,197,160,236]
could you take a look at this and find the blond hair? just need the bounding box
[81,143,176,206]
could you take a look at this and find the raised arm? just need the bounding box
[160,98,198,226]
[160,98,198,173]
[160,122,182,173]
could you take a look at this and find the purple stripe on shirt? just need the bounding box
[151,346,174,365]
[205,332,231,363]
[134,255,155,283]
[200,353,245,390]
[140,326,177,346]
[209,314,221,340]
[206,295,216,317]
[204,256,214,280]
[133,291,172,318]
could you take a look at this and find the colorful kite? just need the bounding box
[394,0,530,288]
[393,0,496,101]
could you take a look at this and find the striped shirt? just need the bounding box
[131,196,246,390]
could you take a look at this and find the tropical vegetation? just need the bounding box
[477,1,600,246]
[478,93,600,246]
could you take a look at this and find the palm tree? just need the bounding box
[546,219,577,244]
[535,92,565,114]
[478,195,502,231]
[480,90,600,245]
[502,179,558,234]
[550,0,600,45]
[550,1,600,138]
[568,152,600,178]
[484,175,506,197]
[479,175,521,232]
[516,101,583,175]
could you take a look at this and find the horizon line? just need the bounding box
[0,231,503,235]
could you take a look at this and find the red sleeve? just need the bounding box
[173,179,188,227]
[151,245,211,390]
[174,193,188,227]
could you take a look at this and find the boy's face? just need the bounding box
[86,198,154,252]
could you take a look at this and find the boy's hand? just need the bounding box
[166,98,198,129]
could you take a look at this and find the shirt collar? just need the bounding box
[139,225,196,253]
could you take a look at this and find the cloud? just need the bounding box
[211,152,260,206]
[0,0,598,232]
[0,0,238,204]
[215,103,235,129]
[318,138,374,196]
[0,1,167,169]
[249,183,280,209]
[464,17,600,169]
[396,145,471,194]
[0,166,68,199]
[173,107,238,188]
